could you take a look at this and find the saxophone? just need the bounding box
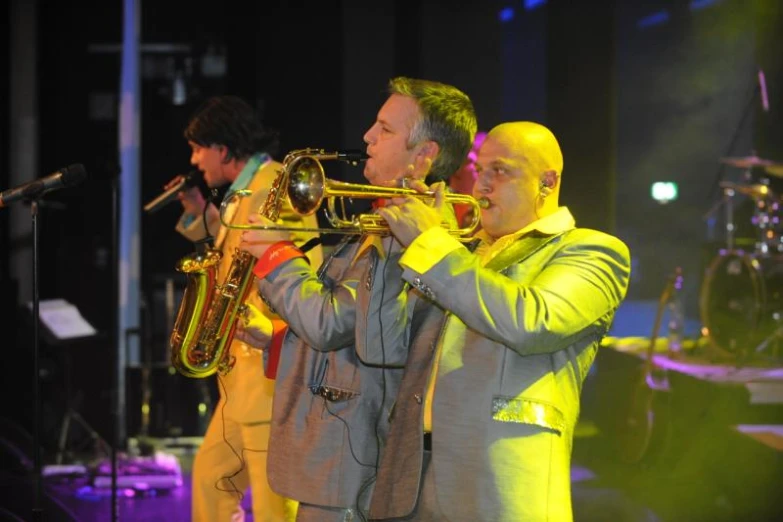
[169,160,291,378]
[169,149,366,378]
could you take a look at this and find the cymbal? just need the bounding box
[766,165,783,178]
[719,181,777,199]
[720,155,778,169]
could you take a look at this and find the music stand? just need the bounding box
[28,299,107,464]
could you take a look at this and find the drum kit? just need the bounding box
[700,154,783,363]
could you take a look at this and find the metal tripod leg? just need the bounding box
[55,407,109,464]
[755,325,783,359]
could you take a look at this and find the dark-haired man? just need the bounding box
[166,95,322,522]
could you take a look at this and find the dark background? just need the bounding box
[0,0,781,499]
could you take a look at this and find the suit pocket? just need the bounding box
[491,396,565,435]
[314,386,360,420]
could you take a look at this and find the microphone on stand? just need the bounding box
[144,170,201,214]
[0,164,87,207]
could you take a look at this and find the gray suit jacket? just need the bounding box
[258,234,406,511]
[368,228,631,522]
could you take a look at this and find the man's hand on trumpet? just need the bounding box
[377,181,448,247]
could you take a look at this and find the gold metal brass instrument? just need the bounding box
[170,185,267,378]
[221,148,488,240]
[170,245,256,378]
[168,150,361,379]
[170,148,487,377]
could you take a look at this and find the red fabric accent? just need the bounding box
[371,198,388,210]
[253,241,305,279]
[265,320,288,380]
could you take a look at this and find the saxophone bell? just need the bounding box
[170,247,256,378]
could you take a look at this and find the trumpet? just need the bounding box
[221,148,487,239]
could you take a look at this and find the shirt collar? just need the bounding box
[228,152,271,194]
[475,206,575,246]
[522,206,575,236]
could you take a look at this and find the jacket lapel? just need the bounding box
[484,231,569,273]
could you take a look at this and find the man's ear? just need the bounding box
[540,170,558,190]
[413,141,439,178]
[418,140,439,162]
[217,144,231,164]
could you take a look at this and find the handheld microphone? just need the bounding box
[144,170,201,214]
[0,164,87,208]
[758,69,769,112]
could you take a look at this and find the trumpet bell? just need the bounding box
[288,156,326,216]
[219,148,484,241]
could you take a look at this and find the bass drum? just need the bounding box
[700,251,783,359]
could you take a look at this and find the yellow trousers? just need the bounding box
[191,412,296,522]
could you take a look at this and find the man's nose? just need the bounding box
[363,124,377,145]
[475,175,492,194]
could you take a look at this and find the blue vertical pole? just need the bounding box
[118,0,140,454]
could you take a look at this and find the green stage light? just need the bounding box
[651,181,678,204]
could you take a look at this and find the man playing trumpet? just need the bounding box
[237,77,477,521]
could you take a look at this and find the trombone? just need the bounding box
[220,148,487,240]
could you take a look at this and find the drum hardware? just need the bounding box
[705,182,741,251]
[754,324,783,357]
[699,251,783,364]
[714,179,782,256]
[702,151,783,364]
[720,155,781,170]
[719,181,774,200]
[765,165,783,178]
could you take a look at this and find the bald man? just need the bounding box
[365,122,632,521]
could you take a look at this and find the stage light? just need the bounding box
[524,0,546,10]
[499,7,515,22]
[651,181,678,204]
[637,10,670,29]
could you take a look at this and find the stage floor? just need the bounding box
[39,458,660,522]
[5,303,782,522]
[6,401,781,522]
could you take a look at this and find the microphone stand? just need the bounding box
[110,168,120,522]
[30,197,43,522]
[706,72,761,202]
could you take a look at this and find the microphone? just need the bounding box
[337,150,369,165]
[0,164,87,208]
[144,170,201,214]
[758,68,769,112]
